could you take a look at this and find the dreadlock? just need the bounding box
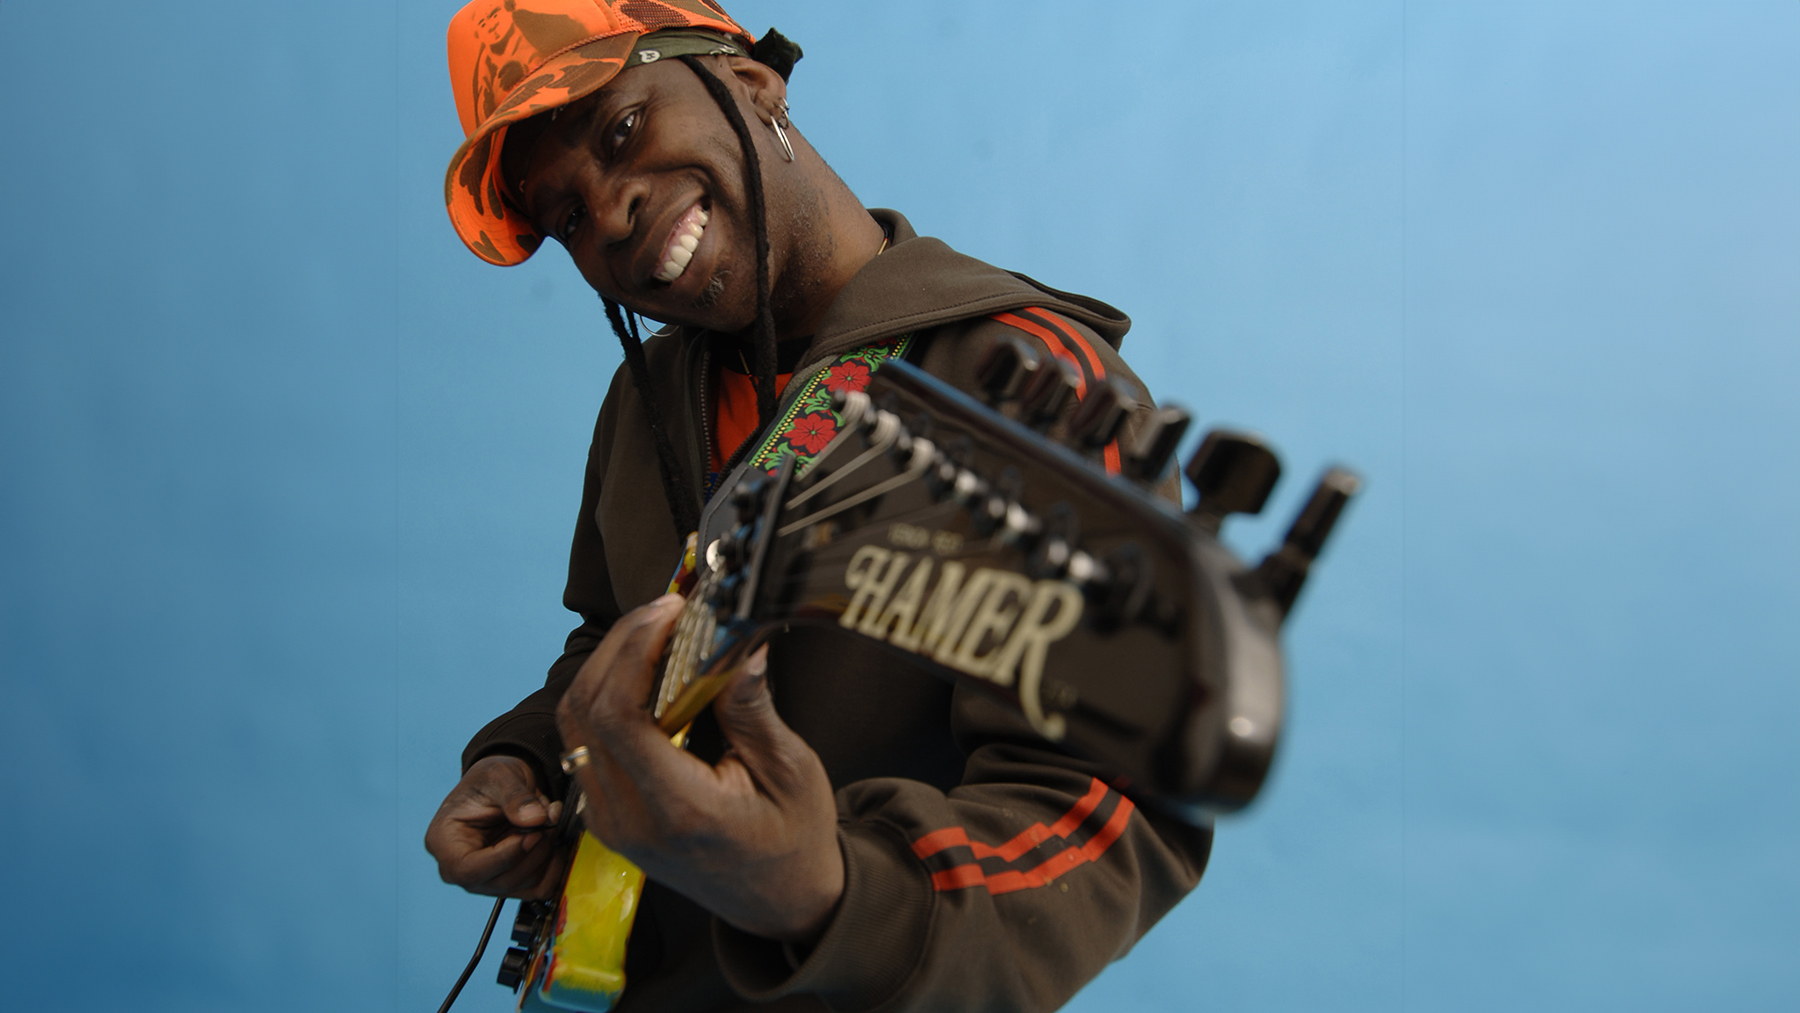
[678,54,780,426]
[599,50,790,540]
[603,296,700,537]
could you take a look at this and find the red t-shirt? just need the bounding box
[710,365,793,473]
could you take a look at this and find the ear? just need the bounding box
[724,55,789,126]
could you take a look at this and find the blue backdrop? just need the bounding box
[2,2,1795,1010]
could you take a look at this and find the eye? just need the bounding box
[557,203,586,244]
[607,111,638,154]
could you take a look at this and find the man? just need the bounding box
[423,3,1212,1009]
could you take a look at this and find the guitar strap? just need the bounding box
[741,332,915,479]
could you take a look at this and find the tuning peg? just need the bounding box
[1126,406,1191,483]
[976,335,1041,405]
[829,388,873,426]
[1256,468,1361,620]
[715,528,745,573]
[1071,543,1152,630]
[1185,429,1281,536]
[730,476,765,524]
[1019,359,1081,430]
[1026,503,1081,579]
[1071,376,1138,451]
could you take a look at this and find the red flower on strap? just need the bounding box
[823,359,872,394]
[784,412,838,455]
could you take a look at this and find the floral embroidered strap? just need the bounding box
[744,334,914,477]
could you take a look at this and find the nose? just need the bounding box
[581,167,647,249]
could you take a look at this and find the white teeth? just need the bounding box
[654,204,708,283]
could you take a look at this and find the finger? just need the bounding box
[711,646,808,788]
[440,832,549,892]
[509,843,574,900]
[573,739,696,850]
[480,837,566,897]
[560,594,685,740]
[501,788,553,831]
[593,594,687,716]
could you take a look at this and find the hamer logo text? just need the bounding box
[839,543,1084,739]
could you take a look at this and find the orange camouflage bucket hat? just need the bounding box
[446,0,754,266]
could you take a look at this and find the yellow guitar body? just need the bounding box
[518,536,698,1012]
[518,833,641,1012]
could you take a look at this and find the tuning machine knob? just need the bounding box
[1256,467,1361,621]
[1071,376,1138,453]
[730,476,769,525]
[1020,359,1082,430]
[1126,406,1192,484]
[1185,429,1281,536]
[977,335,1041,405]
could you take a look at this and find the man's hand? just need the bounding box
[424,754,566,898]
[556,594,845,943]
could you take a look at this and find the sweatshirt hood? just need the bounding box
[803,209,1132,363]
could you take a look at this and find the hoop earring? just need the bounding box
[770,117,796,162]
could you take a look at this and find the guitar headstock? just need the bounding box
[674,354,1357,824]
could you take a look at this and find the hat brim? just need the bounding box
[444,34,639,266]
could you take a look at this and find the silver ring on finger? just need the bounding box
[559,746,590,774]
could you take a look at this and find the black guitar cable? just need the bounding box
[437,896,505,1013]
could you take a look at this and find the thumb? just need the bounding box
[495,774,551,829]
[711,646,792,762]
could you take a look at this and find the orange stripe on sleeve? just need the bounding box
[991,311,1088,398]
[995,309,1124,475]
[1024,308,1108,383]
[1042,778,1112,841]
[930,864,988,891]
[1103,442,1122,476]
[910,826,971,860]
[1022,309,1125,475]
[910,779,1135,894]
[1080,795,1136,861]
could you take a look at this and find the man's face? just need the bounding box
[514,56,785,331]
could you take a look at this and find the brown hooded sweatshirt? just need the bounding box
[461,210,1212,1012]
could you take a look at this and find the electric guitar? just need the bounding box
[494,341,1357,1011]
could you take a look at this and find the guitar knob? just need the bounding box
[1185,429,1281,536]
[497,946,530,990]
[510,900,543,946]
[1019,359,1081,430]
[1071,376,1138,451]
[976,335,1041,405]
[1126,406,1191,483]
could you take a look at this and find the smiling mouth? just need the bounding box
[653,201,710,284]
